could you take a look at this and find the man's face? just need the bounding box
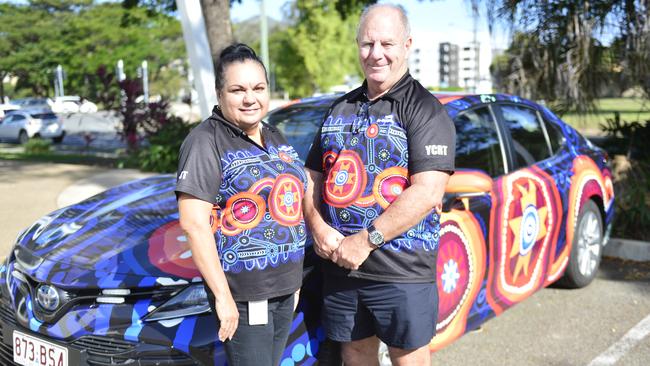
[357,8,412,95]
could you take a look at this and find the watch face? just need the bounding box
[369,230,384,246]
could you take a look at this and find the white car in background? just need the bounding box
[0,109,66,144]
[0,103,20,120]
[49,96,98,114]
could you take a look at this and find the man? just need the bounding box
[303,3,456,365]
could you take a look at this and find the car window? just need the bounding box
[500,104,552,167]
[266,105,328,161]
[1,115,12,123]
[453,106,505,177]
[12,115,26,121]
[543,119,565,153]
[31,113,57,120]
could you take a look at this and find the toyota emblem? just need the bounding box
[36,285,60,312]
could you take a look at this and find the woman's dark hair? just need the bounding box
[215,43,268,91]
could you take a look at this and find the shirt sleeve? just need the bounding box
[175,124,222,203]
[304,125,323,173]
[404,95,456,175]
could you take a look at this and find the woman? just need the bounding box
[175,44,307,366]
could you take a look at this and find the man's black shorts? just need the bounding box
[322,276,438,350]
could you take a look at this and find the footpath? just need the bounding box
[0,160,647,262]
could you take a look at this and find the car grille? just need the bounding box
[0,304,195,365]
[0,320,18,365]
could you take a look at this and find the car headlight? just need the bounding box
[145,284,210,322]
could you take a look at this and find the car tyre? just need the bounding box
[18,130,28,145]
[558,200,603,288]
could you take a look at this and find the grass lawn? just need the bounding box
[558,98,650,133]
[0,150,129,168]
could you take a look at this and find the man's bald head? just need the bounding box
[357,3,411,43]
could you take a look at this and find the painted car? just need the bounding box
[0,93,613,366]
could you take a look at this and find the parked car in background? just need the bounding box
[0,104,20,121]
[0,109,65,144]
[9,98,52,111]
[49,96,98,114]
[0,93,613,365]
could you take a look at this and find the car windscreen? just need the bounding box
[266,105,328,161]
[31,113,57,120]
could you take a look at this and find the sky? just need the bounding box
[230,0,512,49]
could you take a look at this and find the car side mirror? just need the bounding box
[442,170,492,212]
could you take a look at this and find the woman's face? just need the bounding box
[218,60,269,132]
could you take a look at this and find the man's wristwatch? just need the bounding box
[367,224,385,248]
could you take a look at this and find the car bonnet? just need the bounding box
[12,175,201,289]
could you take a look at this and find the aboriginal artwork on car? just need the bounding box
[423,94,616,351]
[0,94,616,365]
[0,173,323,365]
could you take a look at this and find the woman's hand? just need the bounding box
[215,292,239,342]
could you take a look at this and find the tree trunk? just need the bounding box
[200,0,234,69]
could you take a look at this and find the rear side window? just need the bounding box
[453,107,505,177]
[500,104,551,167]
[31,113,57,120]
[266,105,328,161]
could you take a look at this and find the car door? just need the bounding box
[484,102,564,316]
[0,114,18,139]
[432,104,507,350]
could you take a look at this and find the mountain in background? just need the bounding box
[233,16,287,47]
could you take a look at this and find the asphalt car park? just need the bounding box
[3,92,648,365]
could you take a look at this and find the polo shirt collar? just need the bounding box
[210,106,274,144]
[211,106,246,138]
[352,71,413,103]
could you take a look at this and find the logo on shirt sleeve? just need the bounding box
[178,171,189,180]
[425,145,449,156]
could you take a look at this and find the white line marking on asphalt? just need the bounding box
[587,313,650,366]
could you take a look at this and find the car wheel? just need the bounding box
[18,130,28,144]
[559,200,603,288]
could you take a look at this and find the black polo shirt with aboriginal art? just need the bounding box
[305,72,456,283]
[175,107,307,302]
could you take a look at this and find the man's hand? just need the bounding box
[332,231,374,270]
[313,225,344,259]
[215,292,239,342]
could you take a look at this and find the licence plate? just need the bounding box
[13,330,68,366]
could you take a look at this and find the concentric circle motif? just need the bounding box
[372,167,408,208]
[148,221,201,279]
[269,174,304,226]
[520,205,539,256]
[224,192,266,230]
[324,150,367,208]
[366,123,379,138]
[429,209,486,352]
[278,151,294,163]
[222,249,238,265]
[486,169,560,314]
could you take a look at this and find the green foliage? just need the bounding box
[23,138,51,155]
[136,119,197,173]
[599,116,650,240]
[0,2,185,100]
[484,0,649,113]
[270,0,362,97]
